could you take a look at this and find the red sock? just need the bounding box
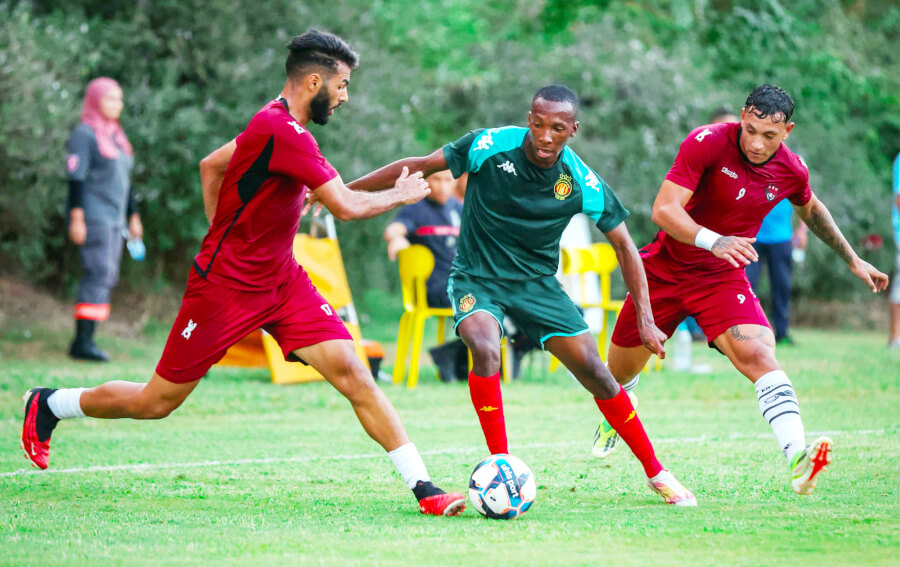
[468,371,508,454]
[594,388,663,478]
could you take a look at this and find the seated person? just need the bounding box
[385,170,467,382]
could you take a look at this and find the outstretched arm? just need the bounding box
[348,148,448,191]
[313,166,430,221]
[199,139,237,224]
[604,222,667,358]
[794,192,889,293]
[651,179,758,268]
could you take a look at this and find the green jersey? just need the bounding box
[443,126,628,280]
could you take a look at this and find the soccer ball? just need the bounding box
[468,454,536,519]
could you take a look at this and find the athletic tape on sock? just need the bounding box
[755,370,804,461]
[47,388,86,419]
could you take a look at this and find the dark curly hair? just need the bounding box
[744,84,794,123]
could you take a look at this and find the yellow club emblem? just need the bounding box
[459,293,476,313]
[554,174,573,200]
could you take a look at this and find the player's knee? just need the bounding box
[732,341,776,373]
[468,343,501,375]
[331,362,377,402]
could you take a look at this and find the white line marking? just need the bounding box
[1,429,888,478]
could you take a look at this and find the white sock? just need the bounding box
[47,388,86,419]
[388,442,430,489]
[622,375,639,392]
[754,370,805,462]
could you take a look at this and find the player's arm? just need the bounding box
[348,149,448,191]
[199,138,237,224]
[651,179,758,268]
[313,166,430,221]
[384,222,410,261]
[794,192,889,293]
[604,222,667,358]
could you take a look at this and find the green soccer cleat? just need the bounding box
[591,391,637,459]
[790,436,833,495]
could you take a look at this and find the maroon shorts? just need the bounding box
[611,268,770,348]
[156,268,352,383]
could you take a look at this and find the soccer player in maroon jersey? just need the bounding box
[593,84,889,495]
[21,29,466,517]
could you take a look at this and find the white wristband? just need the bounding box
[694,227,722,251]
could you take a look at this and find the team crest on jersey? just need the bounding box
[765,184,779,201]
[554,174,573,200]
[459,293,476,313]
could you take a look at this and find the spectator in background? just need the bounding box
[707,107,809,346]
[889,152,900,349]
[384,170,467,381]
[65,77,143,361]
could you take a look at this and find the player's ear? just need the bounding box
[783,121,794,138]
[571,120,580,137]
[305,72,322,93]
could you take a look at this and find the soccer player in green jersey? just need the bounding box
[349,85,696,505]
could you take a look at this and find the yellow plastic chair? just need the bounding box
[393,245,455,388]
[393,245,511,387]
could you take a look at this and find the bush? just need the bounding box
[1,0,897,307]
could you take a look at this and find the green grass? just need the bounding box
[1,326,898,566]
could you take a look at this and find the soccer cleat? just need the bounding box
[21,388,60,470]
[646,469,697,506]
[418,492,466,516]
[591,391,637,459]
[790,436,833,495]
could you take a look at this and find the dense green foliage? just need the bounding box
[1,325,898,565]
[1,0,898,303]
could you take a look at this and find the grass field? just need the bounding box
[1,325,898,566]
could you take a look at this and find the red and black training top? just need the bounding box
[193,99,338,290]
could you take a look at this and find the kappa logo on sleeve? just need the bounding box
[474,129,499,151]
[695,128,713,142]
[66,154,79,173]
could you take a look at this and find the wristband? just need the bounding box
[694,227,722,251]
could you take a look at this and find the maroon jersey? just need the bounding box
[642,122,811,279]
[193,99,338,290]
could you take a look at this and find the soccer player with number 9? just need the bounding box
[596,84,890,496]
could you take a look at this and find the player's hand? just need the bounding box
[128,214,143,241]
[394,166,431,205]
[301,190,324,218]
[849,258,889,293]
[68,216,86,246]
[710,235,758,268]
[387,236,411,261]
[637,318,667,359]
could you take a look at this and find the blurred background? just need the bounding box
[1,0,898,334]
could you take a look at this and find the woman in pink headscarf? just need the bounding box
[65,77,143,361]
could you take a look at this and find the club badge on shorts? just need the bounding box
[765,184,779,201]
[554,174,573,200]
[459,293,476,313]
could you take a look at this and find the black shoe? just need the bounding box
[70,319,110,362]
[429,341,461,382]
[69,341,110,362]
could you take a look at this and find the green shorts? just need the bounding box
[447,270,589,349]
